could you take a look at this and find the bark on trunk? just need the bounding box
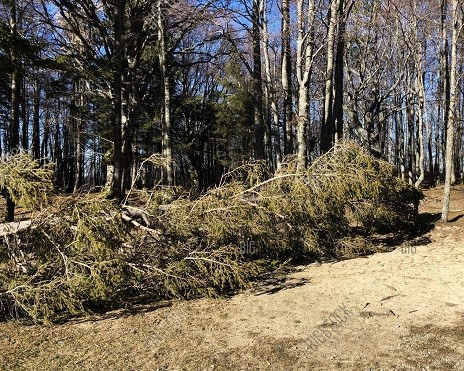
[158,0,174,185]
[111,0,126,199]
[252,0,265,161]
[442,0,460,222]
[441,0,451,180]
[281,0,293,155]
[6,1,20,222]
[333,0,349,142]
[414,0,425,188]
[32,78,40,160]
[262,0,280,169]
[295,0,316,170]
[320,0,339,153]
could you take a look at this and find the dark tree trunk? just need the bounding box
[111,0,126,199]
[320,0,338,153]
[21,77,28,150]
[334,0,348,141]
[32,78,41,160]
[6,196,15,222]
[158,1,173,186]
[6,1,20,222]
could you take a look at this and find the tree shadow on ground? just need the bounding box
[251,276,311,296]
[366,211,441,252]
[449,214,464,222]
[54,299,174,325]
[417,212,441,233]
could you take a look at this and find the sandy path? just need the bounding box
[203,223,464,370]
[74,219,458,371]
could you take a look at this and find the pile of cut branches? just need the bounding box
[0,141,423,322]
[0,195,257,322]
[0,198,134,320]
[154,140,423,260]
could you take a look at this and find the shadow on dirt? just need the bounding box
[449,214,464,223]
[417,212,441,233]
[58,299,175,325]
[252,276,311,296]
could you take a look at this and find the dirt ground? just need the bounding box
[1,187,464,370]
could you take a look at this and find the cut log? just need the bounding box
[0,220,32,237]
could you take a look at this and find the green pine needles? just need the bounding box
[0,152,54,213]
[0,142,423,323]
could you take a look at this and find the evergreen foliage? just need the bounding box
[0,152,54,212]
[0,141,423,323]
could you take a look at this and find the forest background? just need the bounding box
[0,0,463,220]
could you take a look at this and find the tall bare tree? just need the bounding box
[158,0,174,185]
[412,0,426,188]
[333,0,353,141]
[442,0,461,222]
[5,0,21,221]
[111,0,126,199]
[252,0,265,160]
[281,0,292,155]
[320,0,339,153]
[295,0,316,170]
[261,0,281,169]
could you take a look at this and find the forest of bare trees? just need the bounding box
[1,0,463,218]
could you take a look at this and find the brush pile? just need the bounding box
[0,141,423,322]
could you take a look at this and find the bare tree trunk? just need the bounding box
[442,0,461,222]
[9,82,20,137]
[53,116,62,187]
[413,0,425,188]
[397,98,406,181]
[158,0,174,185]
[32,77,40,160]
[122,68,132,192]
[296,0,316,170]
[252,0,265,161]
[111,0,126,199]
[73,117,83,193]
[6,1,20,222]
[320,0,339,153]
[334,0,351,142]
[281,0,293,155]
[426,86,434,176]
[414,66,426,188]
[73,79,84,193]
[407,88,415,186]
[441,0,451,181]
[21,78,28,150]
[262,0,280,169]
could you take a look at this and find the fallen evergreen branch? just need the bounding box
[0,152,54,212]
[0,141,423,323]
